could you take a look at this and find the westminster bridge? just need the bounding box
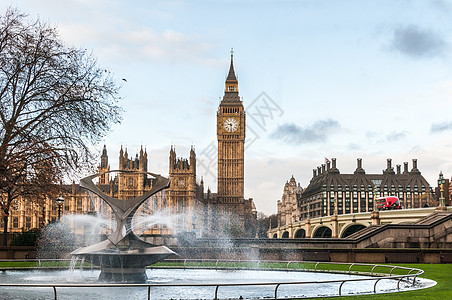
[267,207,452,239]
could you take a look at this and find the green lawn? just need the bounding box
[0,260,85,268]
[317,264,452,300]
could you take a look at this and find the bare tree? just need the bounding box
[0,8,122,245]
[256,212,277,238]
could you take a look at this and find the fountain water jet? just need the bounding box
[71,170,176,282]
[131,209,182,235]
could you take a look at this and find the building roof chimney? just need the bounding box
[354,158,365,174]
[410,158,421,175]
[329,158,340,174]
[383,158,395,174]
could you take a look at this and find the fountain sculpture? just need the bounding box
[71,170,175,282]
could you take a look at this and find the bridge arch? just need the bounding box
[272,233,277,239]
[294,228,306,238]
[313,226,332,238]
[282,231,289,238]
[340,223,367,238]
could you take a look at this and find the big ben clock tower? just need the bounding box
[217,50,245,207]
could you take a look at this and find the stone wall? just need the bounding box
[0,246,36,259]
[170,246,452,264]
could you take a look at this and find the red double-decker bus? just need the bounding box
[376,196,401,210]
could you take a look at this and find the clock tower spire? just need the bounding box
[217,50,245,208]
[223,49,240,102]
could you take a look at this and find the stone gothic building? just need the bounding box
[90,145,204,236]
[2,53,256,238]
[276,176,303,227]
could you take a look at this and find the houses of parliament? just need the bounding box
[3,54,257,238]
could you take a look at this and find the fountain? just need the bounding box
[0,173,437,298]
[70,170,176,282]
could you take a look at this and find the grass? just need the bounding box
[0,260,87,268]
[317,264,452,300]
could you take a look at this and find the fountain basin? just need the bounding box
[75,246,175,282]
[0,268,436,299]
[72,237,175,282]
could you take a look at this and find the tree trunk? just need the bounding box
[2,215,8,246]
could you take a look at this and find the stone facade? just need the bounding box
[168,146,204,233]
[276,176,303,227]
[215,52,256,233]
[299,158,436,221]
[94,146,202,236]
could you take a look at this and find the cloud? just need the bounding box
[270,119,340,145]
[348,143,362,151]
[366,131,378,140]
[385,131,407,142]
[2,0,218,66]
[429,0,452,13]
[431,121,452,133]
[410,145,423,153]
[60,23,219,65]
[14,0,214,65]
[388,25,448,58]
[366,131,407,144]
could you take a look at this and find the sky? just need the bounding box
[3,0,452,215]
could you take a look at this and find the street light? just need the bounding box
[438,172,445,209]
[373,185,379,210]
[56,196,64,220]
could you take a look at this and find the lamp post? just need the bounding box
[373,185,379,210]
[56,196,64,220]
[306,203,310,219]
[438,172,446,209]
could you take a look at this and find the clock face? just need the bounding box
[223,117,239,132]
[178,178,185,188]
